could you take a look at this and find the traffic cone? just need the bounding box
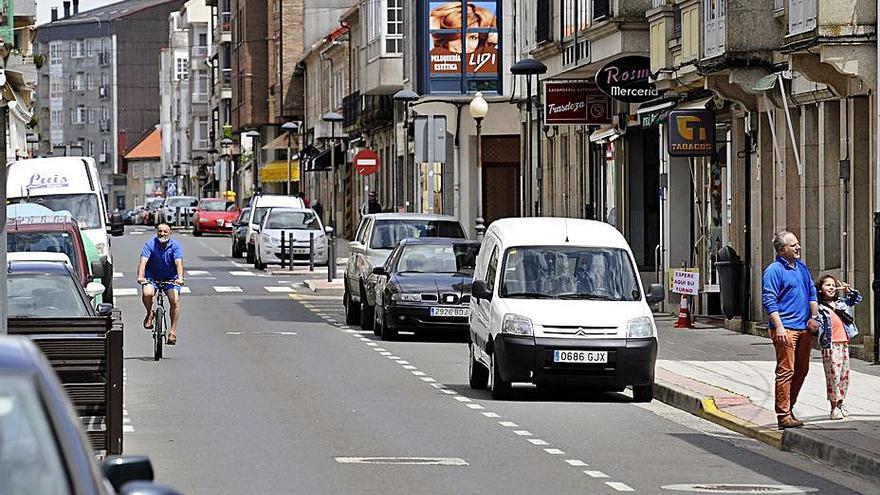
[674,294,693,328]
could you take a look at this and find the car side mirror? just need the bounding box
[472,280,493,301]
[91,260,105,279]
[101,456,155,493]
[324,226,334,235]
[372,266,388,276]
[96,303,114,316]
[119,481,183,495]
[645,283,665,304]
[253,226,261,233]
[349,242,365,254]
[85,281,106,298]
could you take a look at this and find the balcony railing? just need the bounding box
[221,68,232,86]
[343,91,361,129]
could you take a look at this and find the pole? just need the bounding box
[742,128,752,334]
[331,132,337,232]
[0,107,7,333]
[309,232,315,272]
[873,23,880,363]
[288,232,294,271]
[280,230,286,269]
[286,132,292,196]
[475,117,483,221]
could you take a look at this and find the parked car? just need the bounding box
[231,207,251,258]
[131,205,146,225]
[467,218,664,401]
[193,198,239,236]
[143,197,165,226]
[7,258,109,318]
[344,213,467,328]
[244,195,306,263]
[0,335,179,494]
[372,237,481,340]
[161,195,198,224]
[254,207,330,270]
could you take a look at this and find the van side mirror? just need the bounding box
[96,303,114,316]
[472,280,493,301]
[645,283,664,304]
[324,226,334,235]
[372,266,388,276]
[101,455,155,493]
[119,481,182,495]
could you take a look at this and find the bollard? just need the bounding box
[309,232,315,272]
[288,232,294,271]
[176,207,181,228]
[280,231,286,268]
[327,235,333,282]
[186,209,191,230]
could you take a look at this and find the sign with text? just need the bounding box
[353,149,380,176]
[672,270,700,295]
[425,1,501,94]
[667,110,715,156]
[544,81,611,126]
[595,55,660,103]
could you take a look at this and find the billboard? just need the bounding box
[425,1,501,94]
[544,81,611,126]
[667,110,715,156]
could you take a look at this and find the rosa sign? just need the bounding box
[353,149,380,176]
[595,55,660,103]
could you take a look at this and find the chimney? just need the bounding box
[51,7,58,22]
[73,0,79,14]
[63,1,71,18]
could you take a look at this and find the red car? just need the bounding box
[193,198,240,236]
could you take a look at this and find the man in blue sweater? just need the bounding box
[762,230,819,429]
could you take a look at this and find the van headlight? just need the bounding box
[627,316,655,338]
[502,314,533,336]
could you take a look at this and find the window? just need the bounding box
[50,109,63,127]
[333,70,344,111]
[102,106,110,121]
[88,107,96,124]
[175,54,189,81]
[486,246,499,291]
[386,0,403,54]
[70,40,85,58]
[49,79,62,98]
[87,39,96,57]
[365,0,404,60]
[703,0,726,57]
[788,0,816,35]
[49,41,62,64]
[70,106,87,124]
[196,116,209,147]
[561,0,590,66]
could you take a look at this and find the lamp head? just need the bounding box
[393,89,420,102]
[281,121,300,132]
[510,58,548,76]
[469,92,488,120]
[322,112,343,123]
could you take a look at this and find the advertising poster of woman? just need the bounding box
[428,1,499,77]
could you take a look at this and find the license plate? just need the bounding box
[293,248,309,254]
[430,307,468,317]
[553,350,608,364]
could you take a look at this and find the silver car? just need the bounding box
[162,195,198,224]
[344,213,467,329]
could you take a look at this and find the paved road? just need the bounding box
[112,226,879,495]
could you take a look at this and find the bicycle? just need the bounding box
[142,280,176,361]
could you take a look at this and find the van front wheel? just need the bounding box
[468,343,488,389]
[489,348,511,399]
[632,383,654,403]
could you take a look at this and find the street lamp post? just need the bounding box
[469,92,488,230]
[281,121,300,196]
[393,90,420,212]
[243,130,260,196]
[322,112,344,231]
[510,58,547,217]
[220,138,233,196]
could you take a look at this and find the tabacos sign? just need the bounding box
[667,110,715,156]
[595,55,659,103]
[543,81,611,125]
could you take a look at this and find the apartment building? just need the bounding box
[3,0,38,161]
[35,0,186,209]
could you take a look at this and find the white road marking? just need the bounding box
[544,448,565,455]
[584,471,609,478]
[113,272,124,278]
[115,288,139,297]
[453,396,470,402]
[421,377,436,382]
[606,482,635,492]
[388,355,400,359]
[528,439,549,446]
[482,412,500,418]
[129,231,144,235]
[226,332,241,335]
[266,286,297,293]
[231,271,256,276]
[411,371,426,376]
[334,457,468,466]
[124,425,135,432]
[231,262,244,268]
[465,403,484,409]
[345,329,357,333]
[213,286,243,293]
[396,360,410,364]
[441,389,457,395]
[373,348,387,352]
[513,430,532,436]
[380,352,392,356]
[499,421,518,427]
[402,365,417,370]
[565,460,588,467]
[180,287,192,294]
[366,342,377,347]
[187,270,212,276]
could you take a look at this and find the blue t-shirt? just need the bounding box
[761,255,817,330]
[141,237,183,281]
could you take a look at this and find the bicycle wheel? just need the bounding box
[153,307,164,361]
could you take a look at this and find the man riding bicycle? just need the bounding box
[137,223,185,344]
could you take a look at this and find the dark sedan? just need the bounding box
[372,238,480,341]
[231,207,251,258]
[0,335,178,494]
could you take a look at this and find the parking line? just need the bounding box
[482,412,500,418]
[513,430,532,436]
[499,421,518,427]
[453,396,470,402]
[565,460,588,467]
[465,403,484,409]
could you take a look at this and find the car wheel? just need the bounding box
[489,345,511,400]
[380,315,398,341]
[255,251,266,270]
[344,283,361,325]
[193,227,202,236]
[232,240,242,258]
[373,303,383,336]
[246,244,255,264]
[359,285,374,330]
[632,383,654,403]
[468,342,488,390]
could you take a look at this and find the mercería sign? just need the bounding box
[595,55,660,104]
[667,109,715,156]
[544,81,611,125]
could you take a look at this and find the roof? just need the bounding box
[48,0,183,25]
[124,128,161,160]
[400,237,480,246]
[7,259,75,275]
[7,253,74,268]
[487,218,631,250]
[366,213,461,222]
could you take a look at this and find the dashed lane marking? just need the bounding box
[453,396,470,402]
[544,448,565,455]
[499,421,518,427]
[584,471,609,478]
[187,270,212,277]
[482,412,501,418]
[528,439,549,446]
[514,430,532,436]
[606,482,635,492]
[265,286,296,293]
[213,286,243,293]
[565,460,588,467]
[465,403,484,409]
[335,457,468,466]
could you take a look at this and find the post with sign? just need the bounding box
[672,270,699,328]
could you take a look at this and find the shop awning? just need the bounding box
[259,160,301,183]
[262,132,296,150]
[676,96,714,110]
[636,99,677,127]
[304,145,345,172]
[589,126,624,144]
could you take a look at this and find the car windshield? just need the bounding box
[237,208,250,223]
[0,376,71,495]
[370,220,465,249]
[397,244,479,274]
[8,195,101,230]
[201,201,237,212]
[7,273,91,317]
[266,211,320,230]
[252,207,270,225]
[7,233,80,277]
[167,197,197,208]
[499,246,641,301]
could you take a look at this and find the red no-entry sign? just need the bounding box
[353,149,380,176]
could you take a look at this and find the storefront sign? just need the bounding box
[544,81,611,125]
[353,149,380,176]
[596,56,659,103]
[667,110,715,156]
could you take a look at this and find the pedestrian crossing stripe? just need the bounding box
[187,270,212,277]
[115,288,139,297]
[264,286,296,293]
[113,272,124,278]
[213,286,243,293]
[230,271,256,276]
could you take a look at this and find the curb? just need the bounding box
[653,379,783,448]
[782,429,880,485]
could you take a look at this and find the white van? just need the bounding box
[7,157,124,264]
[467,218,664,401]
[244,194,305,263]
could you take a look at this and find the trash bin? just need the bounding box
[715,245,743,319]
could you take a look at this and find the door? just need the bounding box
[473,242,499,352]
[482,136,521,225]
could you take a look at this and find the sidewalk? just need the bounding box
[654,315,880,483]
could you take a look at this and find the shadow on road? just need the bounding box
[234,298,325,323]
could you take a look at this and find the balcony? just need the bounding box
[360,94,393,127]
[98,52,111,67]
[215,12,232,44]
[700,0,783,61]
[342,91,361,130]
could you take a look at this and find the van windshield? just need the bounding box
[8,195,101,229]
[266,211,320,230]
[499,246,641,301]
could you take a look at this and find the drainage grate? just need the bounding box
[662,485,818,494]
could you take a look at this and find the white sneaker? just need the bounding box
[839,404,850,417]
[830,407,844,420]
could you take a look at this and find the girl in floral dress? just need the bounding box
[815,275,861,420]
